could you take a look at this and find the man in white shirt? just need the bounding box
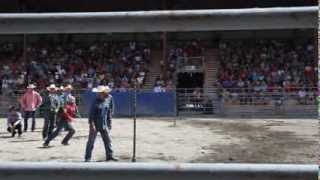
[298,89,307,104]
[153,85,165,93]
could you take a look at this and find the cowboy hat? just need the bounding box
[26,84,36,89]
[92,85,112,93]
[66,95,76,103]
[57,86,64,91]
[64,84,73,90]
[46,84,57,91]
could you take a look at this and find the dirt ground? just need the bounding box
[0,117,318,164]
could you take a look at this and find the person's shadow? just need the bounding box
[0,135,12,139]
[9,139,39,143]
[37,145,55,149]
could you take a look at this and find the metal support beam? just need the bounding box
[0,6,317,34]
[0,162,317,180]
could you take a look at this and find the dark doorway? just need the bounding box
[177,72,204,89]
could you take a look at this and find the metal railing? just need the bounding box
[176,87,318,117]
[0,162,317,180]
[177,56,205,72]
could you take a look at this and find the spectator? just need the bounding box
[153,84,166,93]
[298,88,307,104]
[217,39,316,105]
[0,41,152,92]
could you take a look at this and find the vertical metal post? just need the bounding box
[162,31,167,76]
[174,88,177,127]
[23,34,27,84]
[132,83,137,162]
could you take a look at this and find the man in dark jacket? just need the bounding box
[84,85,117,162]
[42,84,60,139]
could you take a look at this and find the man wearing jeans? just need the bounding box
[19,84,43,132]
[42,84,60,139]
[43,95,77,147]
[85,85,117,162]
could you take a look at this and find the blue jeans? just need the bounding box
[42,111,57,139]
[44,120,75,145]
[85,127,113,161]
[24,111,36,132]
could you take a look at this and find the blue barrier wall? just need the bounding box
[136,92,176,116]
[81,91,176,117]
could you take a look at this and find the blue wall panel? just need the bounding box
[136,92,176,116]
[112,92,132,117]
[81,91,176,117]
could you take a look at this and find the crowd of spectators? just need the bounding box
[0,41,151,95]
[153,40,204,92]
[217,39,317,105]
[1,38,317,107]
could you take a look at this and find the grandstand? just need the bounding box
[0,29,317,117]
[0,1,318,180]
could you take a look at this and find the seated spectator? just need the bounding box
[0,40,152,92]
[153,84,166,93]
[217,39,316,105]
[165,80,174,92]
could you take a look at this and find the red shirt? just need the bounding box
[20,90,43,111]
[63,103,77,122]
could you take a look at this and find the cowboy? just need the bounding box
[84,85,117,162]
[57,86,65,97]
[42,84,61,139]
[61,84,74,105]
[55,85,65,126]
[19,84,43,132]
[43,95,77,147]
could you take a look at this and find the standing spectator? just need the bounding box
[192,88,202,108]
[298,88,307,104]
[19,84,43,132]
[216,82,225,114]
[85,86,118,162]
[42,84,61,139]
[43,95,77,147]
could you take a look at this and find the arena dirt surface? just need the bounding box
[0,117,318,164]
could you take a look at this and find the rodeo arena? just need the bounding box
[0,1,319,180]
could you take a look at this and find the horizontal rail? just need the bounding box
[0,162,317,180]
[0,6,317,34]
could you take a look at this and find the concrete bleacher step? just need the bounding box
[143,50,162,89]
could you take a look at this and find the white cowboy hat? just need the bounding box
[56,86,64,91]
[66,95,76,103]
[26,84,36,89]
[46,84,57,91]
[64,84,73,90]
[92,85,112,93]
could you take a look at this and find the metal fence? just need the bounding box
[176,87,317,117]
[0,87,317,118]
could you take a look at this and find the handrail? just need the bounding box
[0,162,317,180]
